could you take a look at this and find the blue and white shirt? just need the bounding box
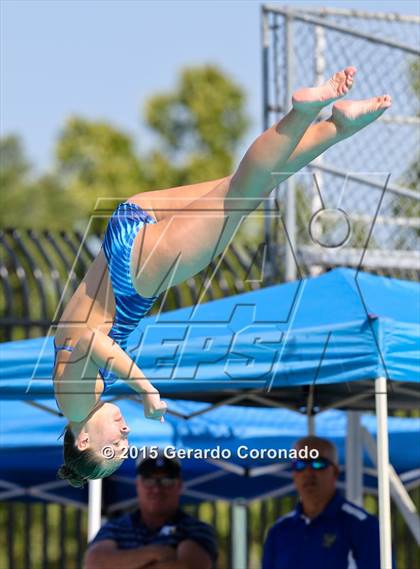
[262,492,382,569]
[90,508,218,562]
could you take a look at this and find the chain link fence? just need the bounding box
[262,5,420,282]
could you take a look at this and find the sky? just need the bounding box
[1,0,419,174]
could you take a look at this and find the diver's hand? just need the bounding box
[143,392,167,422]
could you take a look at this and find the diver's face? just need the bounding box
[78,403,130,459]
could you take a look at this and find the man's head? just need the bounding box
[292,436,339,508]
[136,455,182,520]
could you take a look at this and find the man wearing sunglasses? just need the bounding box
[262,436,381,569]
[84,455,217,569]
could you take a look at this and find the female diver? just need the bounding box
[53,67,391,485]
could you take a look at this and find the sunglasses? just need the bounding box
[291,457,333,472]
[141,476,178,488]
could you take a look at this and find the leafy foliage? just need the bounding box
[0,65,248,230]
[143,65,249,188]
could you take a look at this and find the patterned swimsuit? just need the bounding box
[54,202,158,392]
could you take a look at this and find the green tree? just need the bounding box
[0,135,31,227]
[49,65,248,228]
[1,64,249,231]
[144,65,249,188]
[0,134,80,229]
[54,117,146,225]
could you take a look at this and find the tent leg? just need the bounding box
[362,426,420,546]
[88,479,102,542]
[375,377,392,569]
[346,411,363,506]
[307,413,315,435]
[231,501,247,569]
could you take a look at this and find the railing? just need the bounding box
[0,227,269,342]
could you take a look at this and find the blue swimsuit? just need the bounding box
[54,202,158,392]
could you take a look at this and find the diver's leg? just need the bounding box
[274,95,393,185]
[135,94,391,220]
[131,68,357,296]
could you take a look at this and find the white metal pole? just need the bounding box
[262,7,272,269]
[231,501,247,569]
[346,411,363,506]
[310,23,326,277]
[87,479,102,542]
[307,413,315,435]
[375,377,393,569]
[285,12,296,282]
[362,426,420,545]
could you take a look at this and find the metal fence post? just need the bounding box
[310,22,326,276]
[285,12,296,282]
[262,7,275,282]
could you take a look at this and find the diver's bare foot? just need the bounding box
[292,67,356,113]
[332,95,392,133]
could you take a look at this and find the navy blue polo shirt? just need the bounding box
[262,492,381,569]
[90,508,217,562]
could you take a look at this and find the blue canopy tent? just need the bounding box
[1,399,419,507]
[1,268,418,411]
[1,268,419,556]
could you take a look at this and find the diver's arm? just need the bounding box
[54,328,166,421]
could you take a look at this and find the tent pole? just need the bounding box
[346,411,363,506]
[307,413,315,435]
[375,376,392,569]
[231,500,247,569]
[88,479,102,542]
[362,426,420,545]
